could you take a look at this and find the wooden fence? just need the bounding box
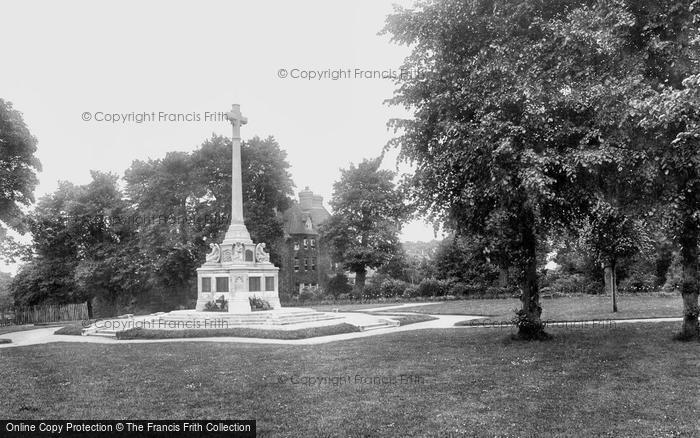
[0,302,89,325]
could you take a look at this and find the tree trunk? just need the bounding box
[498,266,509,287]
[677,216,699,340]
[354,268,367,297]
[604,260,618,312]
[612,265,618,313]
[517,206,546,339]
[86,298,94,319]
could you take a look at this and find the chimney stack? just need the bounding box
[299,187,313,211]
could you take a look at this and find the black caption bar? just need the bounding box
[2,420,256,437]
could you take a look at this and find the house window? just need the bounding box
[303,239,308,249]
[201,277,212,293]
[265,276,275,291]
[311,257,316,271]
[304,258,308,271]
[310,238,316,248]
[294,257,299,272]
[249,277,261,292]
[215,277,229,292]
[294,242,300,251]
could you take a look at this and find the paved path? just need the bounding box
[0,314,478,348]
[0,314,684,349]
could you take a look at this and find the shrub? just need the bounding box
[584,281,604,295]
[337,293,351,301]
[484,285,520,298]
[380,279,409,298]
[619,271,657,293]
[662,254,683,293]
[298,288,316,303]
[403,285,420,299]
[549,274,588,295]
[417,278,449,297]
[249,296,272,311]
[203,296,228,312]
[327,273,352,297]
[362,282,382,299]
[447,282,469,297]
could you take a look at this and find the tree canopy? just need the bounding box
[384,0,700,338]
[0,99,41,233]
[11,135,295,314]
[322,157,410,291]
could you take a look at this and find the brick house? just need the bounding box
[279,187,332,299]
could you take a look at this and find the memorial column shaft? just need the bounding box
[231,119,244,224]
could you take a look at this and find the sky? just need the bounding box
[0,0,445,273]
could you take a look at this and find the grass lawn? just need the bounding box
[55,323,361,340]
[311,302,405,312]
[0,322,697,437]
[115,323,360,340]
[316,295,683,322]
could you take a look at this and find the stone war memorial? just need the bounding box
[81,104,397,336]
[195,104,282,313]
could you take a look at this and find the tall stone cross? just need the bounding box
[224,104,250,241]
[226,104,248,140]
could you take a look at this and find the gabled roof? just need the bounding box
[282,201,330,236]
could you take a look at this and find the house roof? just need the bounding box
[282,189,331,236]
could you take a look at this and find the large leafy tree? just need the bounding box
[124,134,294,308]
[0,271,12,307]
[434,234,499,286]
[0,99,42,264]
[384,0,602,338]
[581,201,652,311]
[191,134,295,265]
[636,73,700,339]
[10,173,141,316]
[322,157,410,292]
[70,172,143,316]
[11,182,81,306]
[0,99,41,232]
[241,136,295,265]
[613,1,700,338]
[384,0,698,339]
[125,151,201,307]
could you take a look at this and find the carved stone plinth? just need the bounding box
[196,241,280,313]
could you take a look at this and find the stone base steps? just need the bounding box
[82,309,343,337]
[160,309,342,326]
